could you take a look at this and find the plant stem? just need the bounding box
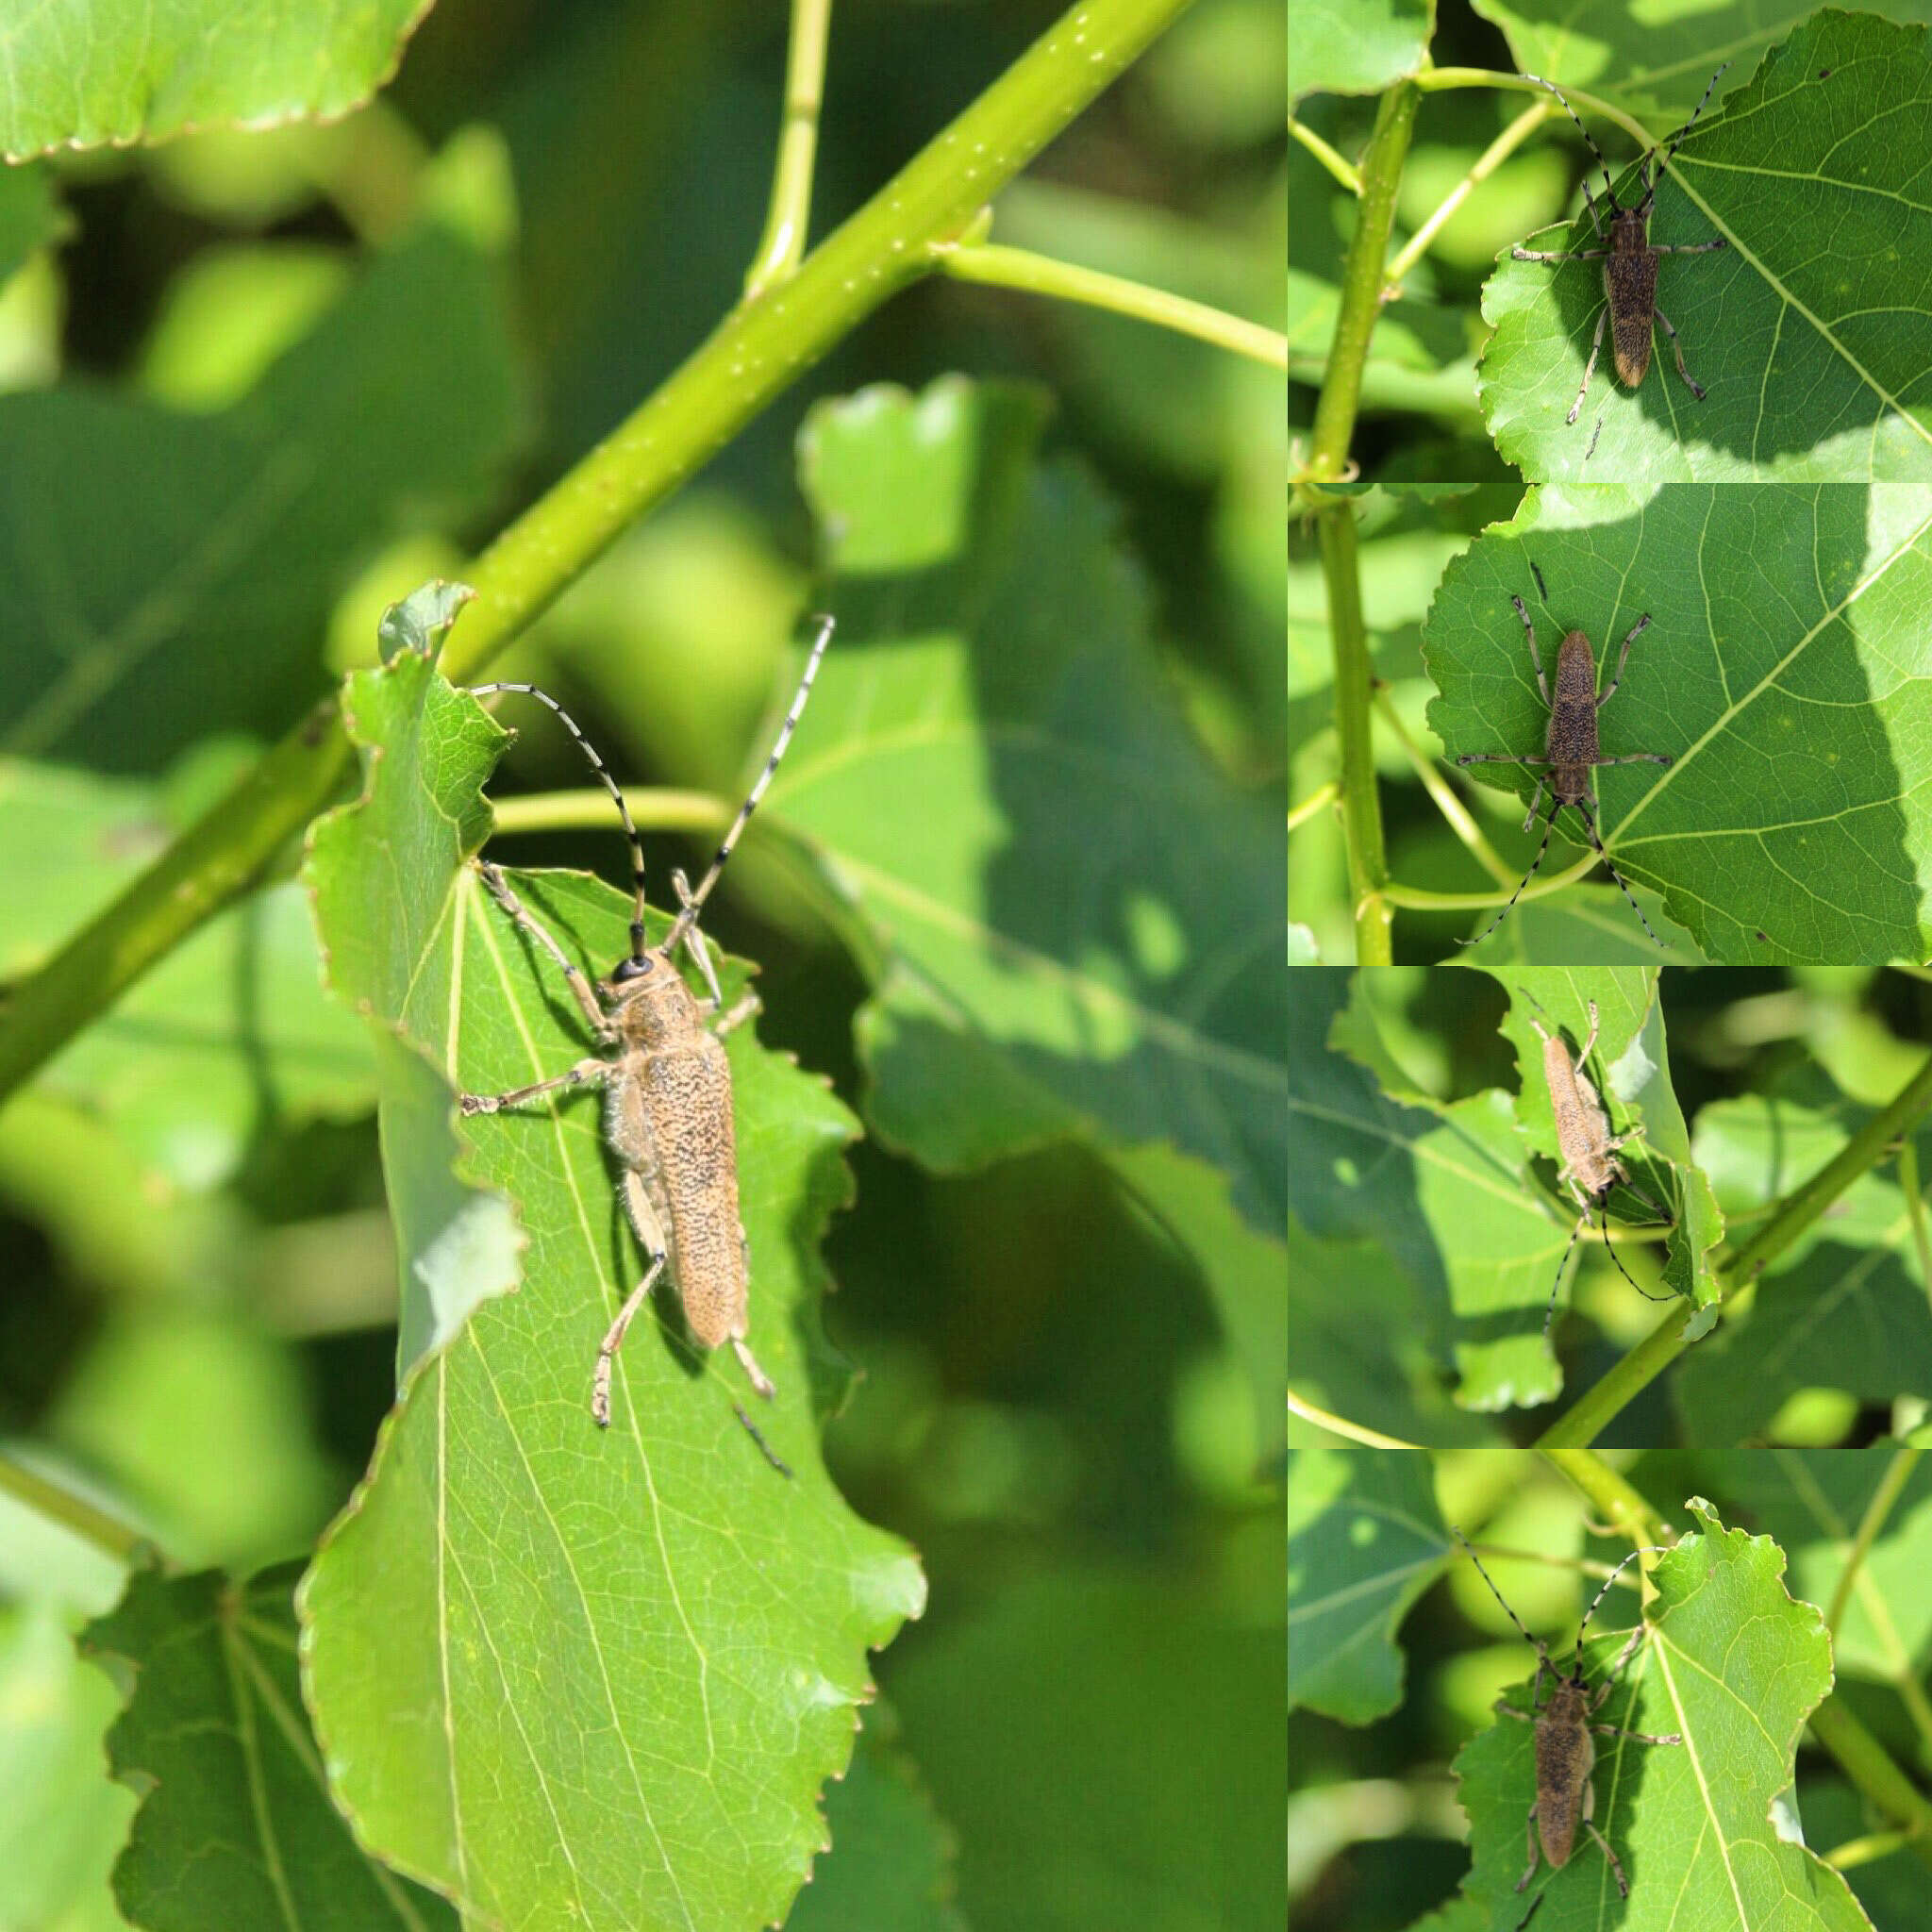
[491,789,728,839]
[1307,81,1416,480]
[1305,84,1415,966]
[1540,1048,1932,1446]
[1289,116,1359,193]
[0,1452,147,1565]
[1384,100,1551,287]
[1417,70,1653,151]
[937,242,1286,366]
[1900,1136,1932,1307]
[1542,1449,1669,1550]
[743,0,832,297]
[1724,1050,1932,1288]
[1808,1694,1932,1873]
[1287,779,1338,835]
[1824,1443,1920,1637]
[0,0,1193,1108]
[1372,690,1514,885]
[1284,1391,1418,1450]
[1320,505,1391,962]
[1378,849,1597,909]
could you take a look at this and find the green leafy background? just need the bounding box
[1456,1503,1867,1932]
[1424,484,1932,964]
[1292,1454,1929,1932]
[1481,12,1932,484]
[0,0,431,160]
[1290,969,1932,1442]
[297,642,926,1931]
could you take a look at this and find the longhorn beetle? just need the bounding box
[1452,1528,1682,1928]
[1526,995,1674,1337]
[1512,64,1730,425]
[458,614,835,1452]
[1455,560,1673,948]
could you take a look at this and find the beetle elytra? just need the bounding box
[1512,65,1730,425]
[458,614,836,1445]
[1452,1528,1682,1927]
[1455,560,1674,948]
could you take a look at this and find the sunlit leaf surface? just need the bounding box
[299,639,925,1931]
[1482,14,1932,483]
[1425,486,1932,963]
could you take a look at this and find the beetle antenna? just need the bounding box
[662,613,834,958]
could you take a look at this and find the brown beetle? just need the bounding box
[458,616,835,1457]
[1512,66,1730,425]
[1454,561,1674,948]
[1453,1529,1683,1925]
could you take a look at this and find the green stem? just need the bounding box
[1371,688,1515,886]
[1307,81,1417,479]
[1304,85,1414,966]
[1541,1049,1932,1447]
[1825,1444,1920,1637]
[1319,503,1391,963]
[1416,69,1653,151]
[938,242,1285,366]
[0,1452,147,1565]
[1288,116,1359,193]
[491,788,728,839]
[0,0,1192,1108]
[1900,1136,1932,1307]
[1287,779,1338,835]
[743,0,832,297]
[1724,1050,1932,1288]
[1807,1695,1932,1873]
[1385,100,1550,286]
[1542,1450,1670,1550]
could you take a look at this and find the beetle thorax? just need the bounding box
[601,957,706,1047]
[1608,204,1651,251]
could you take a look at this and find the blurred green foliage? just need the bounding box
[0,2,1284,1927]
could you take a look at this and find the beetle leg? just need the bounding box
[1652,305,1707,400]
[1566,306,1608,425]
[1580,1814,1629,1897]
[460,1058,612,1116]
[711,994,762,1039]
[1517,1804,1541,1891]
[473,861,615,1041]
[593,1172,671,1428]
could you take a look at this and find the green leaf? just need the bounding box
[785,1730,967,1932]
[1454,1502,1869,1931]
[1424,485,1932,963]
[0,214,517,774]
[36,877,376,1192]
[299,641,926,1931]
[1481,14,1932,482]
[1716,1451,1932,1685]
[1286,1214,1499,1444]
[1294,971,1719,1413]
[0,1598,133,1932]
[1449,881,1705,965]
[1672,1094,1932,1440]
[1287,0,1432,99]
[1487,967,1723,1325]
[882,1566,1283,1932]
[1287,1446,1447,1722]
[1108,1142,1286,1469]
[789,378,1283,1236]
[0,162,65,285]
[0,2,429,160]
[82,1561,457,1930]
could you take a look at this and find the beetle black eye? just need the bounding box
[609,956,653,983]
